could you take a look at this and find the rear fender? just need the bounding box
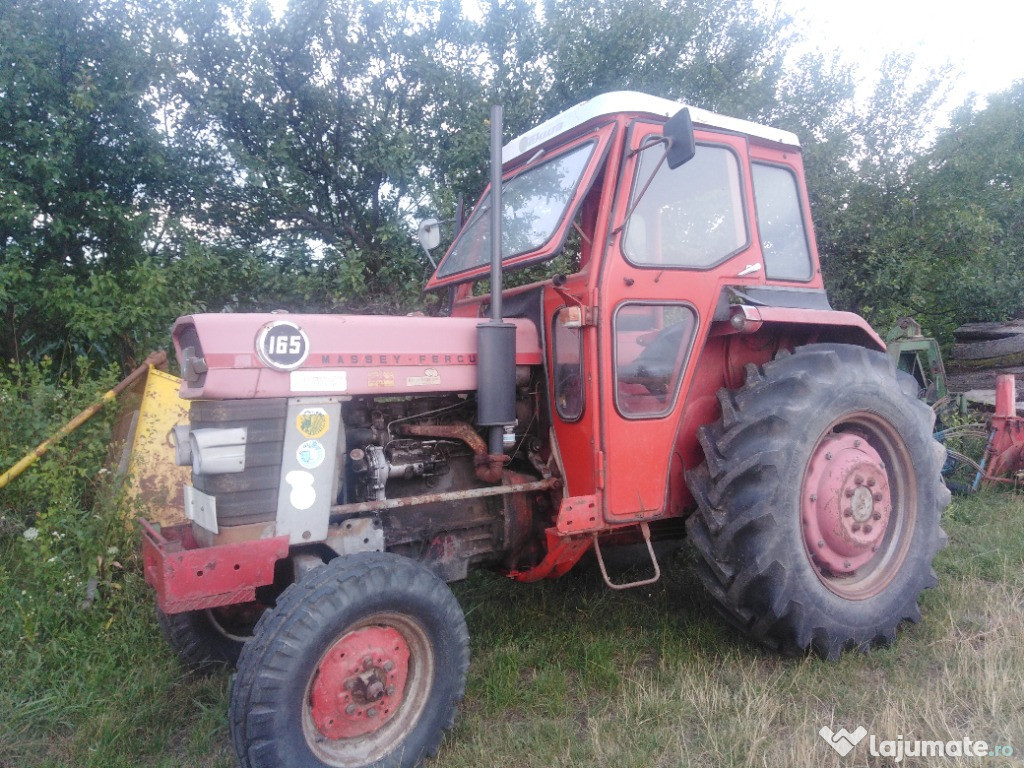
[670,306,886,514]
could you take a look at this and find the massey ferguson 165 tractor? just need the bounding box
[142,92,950,768]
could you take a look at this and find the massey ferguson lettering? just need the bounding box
[317,353,478,366]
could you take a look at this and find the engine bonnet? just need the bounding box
[172,313,542,399]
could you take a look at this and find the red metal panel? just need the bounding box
[598,125,765,523]
[751,306,885,350]
[172,314,542,399]
[140,519,289,614]
[555,495,603,534]
[506,528,592,582]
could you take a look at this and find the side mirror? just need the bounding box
[417,218,441,251]
[663,108,696,169]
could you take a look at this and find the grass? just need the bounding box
[2,491,1023,767]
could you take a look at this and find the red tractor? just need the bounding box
[142,92,949,768]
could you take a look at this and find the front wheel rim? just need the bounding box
[801,412,917,600]
[302,613,434,767]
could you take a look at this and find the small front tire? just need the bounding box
[157,604,261,670]
[230,552,469,768]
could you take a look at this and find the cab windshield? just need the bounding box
[435,140,597,278]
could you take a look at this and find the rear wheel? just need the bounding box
[686,344,950,659]
[230,552,469,768]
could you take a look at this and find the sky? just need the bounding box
[777,0,1024,112]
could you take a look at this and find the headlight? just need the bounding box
[187,427,247,475]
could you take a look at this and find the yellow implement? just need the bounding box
[120,367,191,525]
[0,351,167,490]
[1,351,191,526]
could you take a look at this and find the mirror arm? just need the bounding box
[611,146,669,236]
[419,241,438,269]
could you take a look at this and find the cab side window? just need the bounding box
[552,307,585,421]
[751,162,813,281]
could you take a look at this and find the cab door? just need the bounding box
[597,120,764,522]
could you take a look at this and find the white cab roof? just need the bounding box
[502,91,800,164]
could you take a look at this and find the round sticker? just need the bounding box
[296,439,326,469]
[296,407,330,439]
[256,320,310,371]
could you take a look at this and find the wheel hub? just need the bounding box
[309,626,410,740]
[803,431,892,574]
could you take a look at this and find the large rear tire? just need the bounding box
[230,552,469,768]
[686,344,950,659]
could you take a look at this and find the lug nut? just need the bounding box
[817,540,825,549]
[854,475,864,485]
[383,660,394,672]
[873,492,883,502]
[854,439,861,447]
[843,507,853,517]
[362,656,374,670]
[367,708,378,718]
[345,704,356,715]
[852,523,861,532]
[867,477,876,487]
[845,488,855,498]
[386,685,396,696]
[863,524,873,534]
[825,452,832,461]
[843,560,851,568]
[872,511,882,520]
[344,679,356,690]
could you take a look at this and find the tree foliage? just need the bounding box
[1,0,1022,373]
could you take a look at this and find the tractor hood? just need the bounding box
[172,313,542,400]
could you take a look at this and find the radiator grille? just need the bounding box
[190,399,286,526]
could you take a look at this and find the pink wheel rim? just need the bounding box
[801,415,916,599]
[803,431,892,574]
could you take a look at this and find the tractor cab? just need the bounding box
[424,91,876,528]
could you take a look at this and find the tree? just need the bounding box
[0,0,183,368]
[901,81,1024,337]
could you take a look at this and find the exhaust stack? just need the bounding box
[476,104,517,457]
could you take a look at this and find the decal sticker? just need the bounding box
[296,407,330,439]
[296,439,326,470]
[256,320,310,371]
[290,370,347,392]
[367,370,396,388]
[285,470,316,511]
[406,367,442,387]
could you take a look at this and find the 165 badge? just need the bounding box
[256,320,310,371]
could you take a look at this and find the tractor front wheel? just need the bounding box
[229,552,469,768]
[686,344,950,659]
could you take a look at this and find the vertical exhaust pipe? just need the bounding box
[476,104,517,461]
